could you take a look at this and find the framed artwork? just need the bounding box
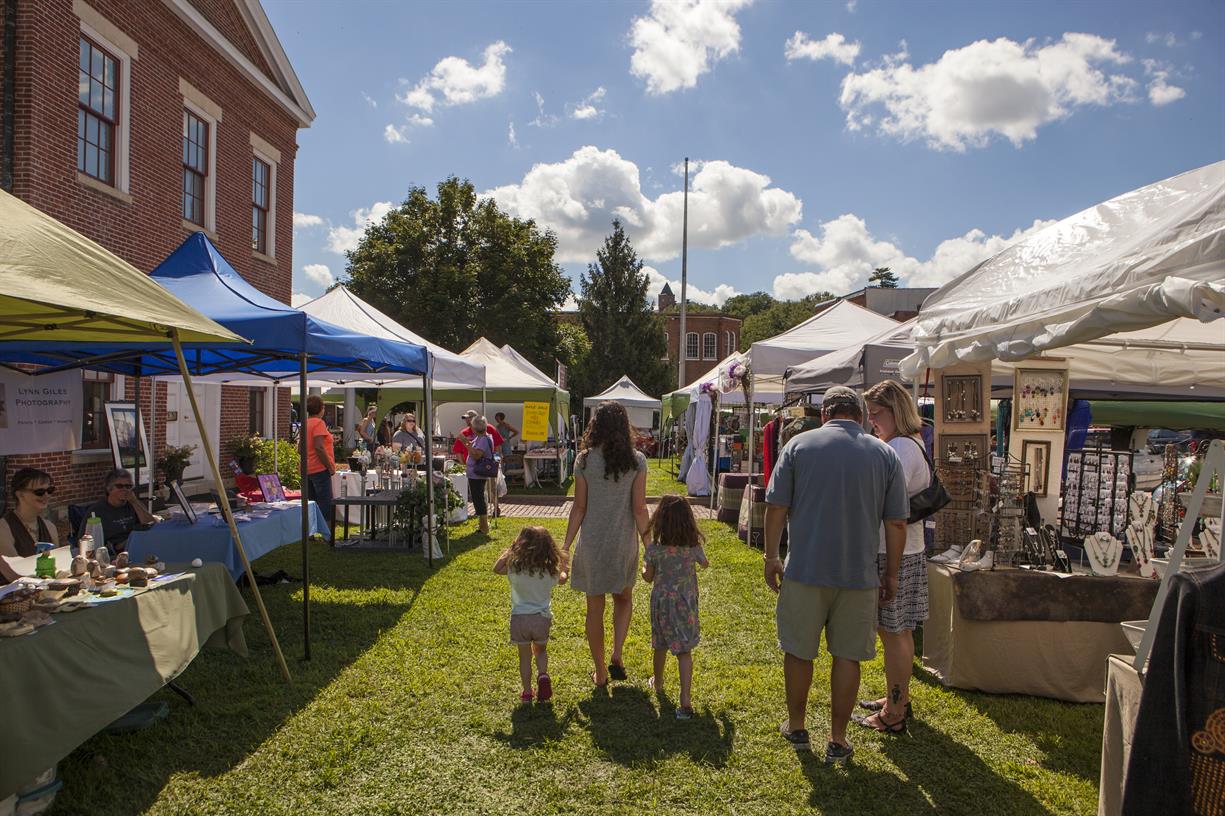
[104,401,150,471]
[941,374,984,423]
[257,473,286,503]
[170,480,198,525]
[1014,369,1068,431]
[939,433,989,465]
[1022,439,1052,497]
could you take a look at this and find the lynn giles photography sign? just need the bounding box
[0,370,82,454]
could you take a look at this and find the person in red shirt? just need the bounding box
[304,394,336,540]
[452,409,504,463]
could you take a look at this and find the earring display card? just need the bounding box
[942,375,984,423]
[1015,369,1068,431]
[940,434,989,466]
[1060,449,1133,540]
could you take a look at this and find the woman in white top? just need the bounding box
[856,379,931,734]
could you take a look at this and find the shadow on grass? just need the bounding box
[492,702,579,749]
[49,531,487,816]
[797,719,1051,815]
[575,684,735,768]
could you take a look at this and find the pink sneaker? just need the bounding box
[537,674,553,702]
[519,689,533,703]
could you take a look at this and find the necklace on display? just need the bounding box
[1085,532,1121,572]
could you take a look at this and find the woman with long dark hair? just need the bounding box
[562,401,650,687]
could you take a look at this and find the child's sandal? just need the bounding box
[519,690,534,703]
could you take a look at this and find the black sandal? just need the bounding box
[857,699,914,719]
[608,662,627,681]
[852,709,907,733]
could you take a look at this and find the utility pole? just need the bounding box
[677,157,689,389]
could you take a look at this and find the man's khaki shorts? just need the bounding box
[509,612,552,645]
[776,581,877,662]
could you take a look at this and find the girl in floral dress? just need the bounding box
[642,495,709,719]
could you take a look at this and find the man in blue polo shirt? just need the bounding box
[763,385,909,765]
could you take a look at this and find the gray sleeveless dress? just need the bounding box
[570,448,647,595]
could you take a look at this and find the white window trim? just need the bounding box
[685,332,699,361]
[77,6,134,194]
[181,102,218,234]
[249,133,279,259]
[702,332,717,360]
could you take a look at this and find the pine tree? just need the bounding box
[869,266,900,288]
[575,220,671,408]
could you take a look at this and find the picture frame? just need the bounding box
[170,480,197,525]
[104,401,150,472]
[257,473,286,503]
[941,374,984,424]
[1022,439,1052,497]
[939,433,989,465]
[1014,368,1068,432]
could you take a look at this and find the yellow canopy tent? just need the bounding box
[0,188,291,683]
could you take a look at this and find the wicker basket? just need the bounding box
[0,591,38,616]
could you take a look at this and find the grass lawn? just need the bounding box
[49,521,1102,815]
[508,457,688,499]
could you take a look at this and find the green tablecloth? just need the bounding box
[0,564,249,797]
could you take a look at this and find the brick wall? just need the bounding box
[663,314,743,387]
[0,0,302,516]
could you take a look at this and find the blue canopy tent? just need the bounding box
[0,233,437,660]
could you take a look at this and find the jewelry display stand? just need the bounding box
[977,464,1026,565]
[934,460,985,552]
[1084,532,1123,576]
[1157,443,1181,542]
[933,363,992,553]
[1124,492,1157,578]
[1061,448,1132,540]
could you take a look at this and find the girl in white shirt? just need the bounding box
[494,526,565,703]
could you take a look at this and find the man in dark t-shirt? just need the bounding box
[79,468,158,554]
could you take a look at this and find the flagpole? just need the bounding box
[677,157,689,390]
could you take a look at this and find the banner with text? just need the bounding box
[0,370,82,454]
[521,401,550,442]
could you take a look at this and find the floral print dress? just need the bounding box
[645,543,706,655]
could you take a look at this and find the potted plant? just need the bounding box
[232,435,262,475]
[157,444,196,484]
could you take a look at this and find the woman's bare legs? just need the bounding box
[585,594,607,684]
[610,586,633,668]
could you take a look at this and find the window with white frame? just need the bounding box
[661,329,670,361]
[75,4,135,194]
[82,370,113,447]
[685,332,699,360]
[179,79,220,232]
[703,332,717,359]
[249,133,280,258]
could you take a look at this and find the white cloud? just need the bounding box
[485,146,802,263]
[327,201,394,255]
[384,124,410,144]
[291,291,313,307]
[570,87,607,120]
[561,292,579,311]
[508,120,519,148]
[840,33,1138,151]
[529,91,559,128]
[293,212,324,229]
[642,266,738,307]
[785,32,861,66]
[846,0,858,11]
[776,213,1056,298]
[399,41,511,112]
[1143,58,1186,105]
[1144,32,1179,47]
[361,92,378,108]
[303,263,334,288]
[629,0,753,95]
[1191,31,1202,41]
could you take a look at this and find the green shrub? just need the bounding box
[254,437,302,489]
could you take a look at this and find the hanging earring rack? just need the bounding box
[1060,446,1133,541]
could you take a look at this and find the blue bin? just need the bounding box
[717,456,732,472]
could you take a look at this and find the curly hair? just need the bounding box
[578,401,637,481]
[506,526,562,578]
[650,494,704,548]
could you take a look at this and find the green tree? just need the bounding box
[554,321,591,391]
[721,291,775,320]
[574,220,671,408]
[343,177,571,371]
[869,266,899,288]
[739,292,836,350]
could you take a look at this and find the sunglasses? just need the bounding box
[111,483,134,490]
[25,486,56,497]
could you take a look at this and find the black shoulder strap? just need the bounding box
[905,435,936,473]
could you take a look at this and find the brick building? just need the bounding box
[657,284,742,388]
[0,0,313,519]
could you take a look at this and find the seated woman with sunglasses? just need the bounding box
[78,468,158,556]
[0,468,61,583]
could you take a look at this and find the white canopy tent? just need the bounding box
[661,351,748,424]
[584,375,660,428]
[899,161,1225,378]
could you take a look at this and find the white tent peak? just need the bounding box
[584,375,659,408]
[499,343,559,386]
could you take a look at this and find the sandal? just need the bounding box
[852,709,907,733]
[519,690,534,703]
[858,699,914,719]
[609,662,627,681]
[592,672,608,688]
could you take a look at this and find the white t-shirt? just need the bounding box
[508,568,558,618]
[878,434,931,555]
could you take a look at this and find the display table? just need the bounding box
[333,470,378,528]
[127,502,327,580]
[923,563,1157,702]
[1099,654,1143,816]
[0,564,248,797]
[334,489,404,547]
[523,448,567,487]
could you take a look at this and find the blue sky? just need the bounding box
[266,0,1224,309]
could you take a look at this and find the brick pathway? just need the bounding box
[489,496,717,520]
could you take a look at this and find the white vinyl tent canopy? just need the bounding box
[900,161,1225,377]
[584,375,660,428]
[661,351,748,423]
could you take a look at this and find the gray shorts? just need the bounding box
[509,612,551,645]
[776,580,877,662]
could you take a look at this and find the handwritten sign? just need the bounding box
[0,369,81,454]
[521,401,550,442]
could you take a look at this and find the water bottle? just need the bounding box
[85,513,106,558]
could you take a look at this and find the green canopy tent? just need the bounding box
[1088,401,1225,431]
[0,188,292,684]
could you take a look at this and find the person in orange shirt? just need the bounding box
[304,394,336,540]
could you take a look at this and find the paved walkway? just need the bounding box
[488,496,717,520]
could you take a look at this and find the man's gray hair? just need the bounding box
[104,468,132,490]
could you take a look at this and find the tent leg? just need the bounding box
[746,386,756,548]
[272,382,279,476]
[299,354,311,661]
[171,332,291,685]
[425,365,435,568]
[709,392,719,510]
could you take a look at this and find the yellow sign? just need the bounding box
[522,401,550,442]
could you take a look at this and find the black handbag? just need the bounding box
[904,436,951,524]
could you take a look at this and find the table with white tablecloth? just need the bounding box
[523,448,568,487]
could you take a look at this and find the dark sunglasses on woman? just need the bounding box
[27,486,56,497]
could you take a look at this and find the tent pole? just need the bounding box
[272,383,279,476]
[171,331,292,685]
[425,359,435,567]
[299,353,311,661]
[746,384,756,548]
[709,391,719,510]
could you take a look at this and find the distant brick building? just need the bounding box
[0,0,313,518]
[657,284,742,388]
